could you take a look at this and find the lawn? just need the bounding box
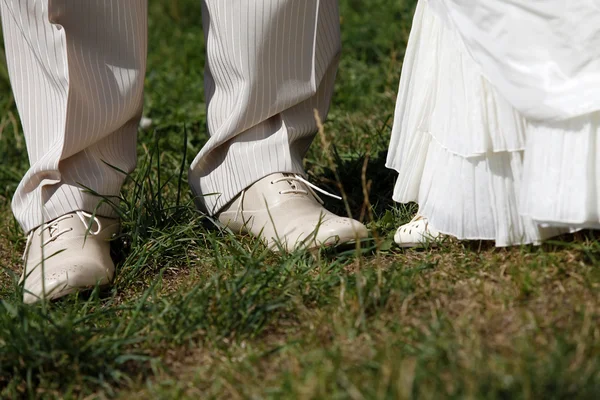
[0,0,599,398]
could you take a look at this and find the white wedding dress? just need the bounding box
[386,0,600,246]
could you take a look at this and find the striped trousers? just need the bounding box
[1,0,341,233]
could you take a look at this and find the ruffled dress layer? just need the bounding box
[386,0,600,246]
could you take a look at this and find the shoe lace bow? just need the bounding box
[234,174,342,222]
[22,211,102,260]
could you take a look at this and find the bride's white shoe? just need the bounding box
[394,215,442,248]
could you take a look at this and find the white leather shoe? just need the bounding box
[21,211,119,304]
[394,215,442,248]
[217,173,368,252]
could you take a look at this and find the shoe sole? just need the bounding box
[24,278,112,304]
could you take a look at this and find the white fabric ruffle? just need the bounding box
[386,0,600,246]
[427,0,600,121]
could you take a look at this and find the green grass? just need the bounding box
[1,1,599,398]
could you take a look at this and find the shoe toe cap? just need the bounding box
[22,258,114,303]
[281,216,368,250]
[316,217,368,243]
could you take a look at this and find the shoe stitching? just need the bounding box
[23,211,103,260]
[271,176,309,196]
[26,214,74,257]
[234,175,342,223]
[271,174,342,204]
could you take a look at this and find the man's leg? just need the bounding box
[1,0,147,302]
[192,0,367,251]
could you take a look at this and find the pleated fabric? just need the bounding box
[4,0,340,232]
[190,0,341,215]
[386,0,600,246]
[521,116,600,229]
[1,0,147,233]
[427,0,600,122]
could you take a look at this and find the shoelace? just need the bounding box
[22,211,102,260]
[234,174,342,222]
[273,174,342,202]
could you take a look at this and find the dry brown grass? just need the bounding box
[111,238,599,399]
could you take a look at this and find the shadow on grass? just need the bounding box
[311,148,398,221]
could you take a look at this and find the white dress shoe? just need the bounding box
[21,211,119,304]
[394,215,442,248]
[217,173,368,252]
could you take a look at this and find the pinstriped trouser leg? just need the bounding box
[191,0,341,215]
[2,0,147,233]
